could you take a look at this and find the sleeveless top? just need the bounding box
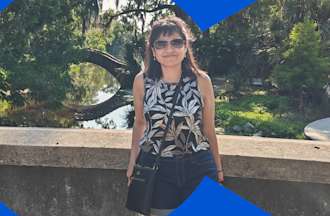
[138,70,211,157]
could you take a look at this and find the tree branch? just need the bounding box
[103,4,192,29]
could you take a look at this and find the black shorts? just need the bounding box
[136,149,218,212]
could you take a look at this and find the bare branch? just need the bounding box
[103,4,186,29]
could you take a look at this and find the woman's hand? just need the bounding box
[217,171,225,184]
[126,162,135,186]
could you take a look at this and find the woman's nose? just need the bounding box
[163,45,174,52]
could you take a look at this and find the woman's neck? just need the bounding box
[160,65,182,82]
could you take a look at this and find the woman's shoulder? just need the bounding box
[194,70,214,102]
[195,70,212,88]
[133,71,147,86]
[133,71,146,98]
[134,71,145,81]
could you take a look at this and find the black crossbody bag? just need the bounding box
[125,74,183,215]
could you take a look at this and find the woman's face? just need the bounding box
[152,32,187,69]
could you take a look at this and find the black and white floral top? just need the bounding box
[138,70,211,157]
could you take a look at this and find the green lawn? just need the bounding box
[214,94,309,139]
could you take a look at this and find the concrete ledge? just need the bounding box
[1,126,330,184]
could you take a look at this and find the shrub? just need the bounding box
[215,95,305,139]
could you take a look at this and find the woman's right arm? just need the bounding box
[127,72,146,185]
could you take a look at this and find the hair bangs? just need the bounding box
[151,23,185,44]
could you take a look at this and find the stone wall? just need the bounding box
[1,127,330,215]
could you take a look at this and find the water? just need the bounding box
[68,62,132,129]
[79,104,133,129]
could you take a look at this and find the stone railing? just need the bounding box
[0,126,330,216]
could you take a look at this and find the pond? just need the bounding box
[65,62,133,129]
[79,96,133,129]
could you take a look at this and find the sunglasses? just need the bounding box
[153,38,185,49]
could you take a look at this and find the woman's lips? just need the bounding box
[163,55,177,58]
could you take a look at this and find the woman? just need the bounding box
[127,16,224,216]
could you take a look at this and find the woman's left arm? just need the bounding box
[199,74,224,183]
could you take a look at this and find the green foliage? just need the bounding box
[194,0,281,92]
[195,0,330,95]
[0,0,329,131]
[107,21,143,63]
[66,63,120,105]
[0,100,12,114]
[271,19,330,101]
[84,28,109,51]
[0,67,10,99]
[0,106,78,127]
[0,0,84,105]
[215,95,306,139]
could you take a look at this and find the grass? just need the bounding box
[215,94,309,139]
[0,99,12,116]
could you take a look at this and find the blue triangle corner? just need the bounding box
[0,202,18,216]
[0,0,14,12]
[170,176,271,216]
[171,0,257,31]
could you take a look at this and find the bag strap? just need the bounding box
[154,73,184,165]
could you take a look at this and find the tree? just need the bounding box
[0,0,84,105]
[194,1,274,94]
[0,67,10,100]
[271,19,330,110]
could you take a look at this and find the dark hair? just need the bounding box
[143,16,203,80]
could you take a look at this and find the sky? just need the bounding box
[101,0,153,30]
[102,0,127,12]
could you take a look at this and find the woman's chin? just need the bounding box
[159,61,183,68]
